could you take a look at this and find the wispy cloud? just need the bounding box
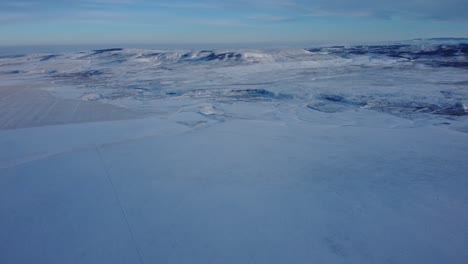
[294,0,468,21]
[2,0,468,21]
[1,0,467,45]
[146,2,220,9]
[75,10,129,20]
[176,18,252,27]
[91,0,138,3]
[249,14,293,22]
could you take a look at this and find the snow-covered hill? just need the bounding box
[1,40,467,126]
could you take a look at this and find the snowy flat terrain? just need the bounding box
[1,40,468,263]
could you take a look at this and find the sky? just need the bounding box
[0,0,467,46]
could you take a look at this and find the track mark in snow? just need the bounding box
[95,146,146,264]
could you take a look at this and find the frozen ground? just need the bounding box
[1,39,468,263]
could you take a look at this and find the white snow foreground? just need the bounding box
[1,106,468,264]
[1,42,468,264]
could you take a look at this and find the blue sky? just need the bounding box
[0,0,467,46]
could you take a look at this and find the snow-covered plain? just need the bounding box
[1,40,468,263]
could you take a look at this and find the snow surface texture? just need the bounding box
[1,39,468,264]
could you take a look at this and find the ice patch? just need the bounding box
[93,48,123,54]
[225,89,292,100]
[198,104,223,116]
[55,70,105,79]
[80,93,103,101]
